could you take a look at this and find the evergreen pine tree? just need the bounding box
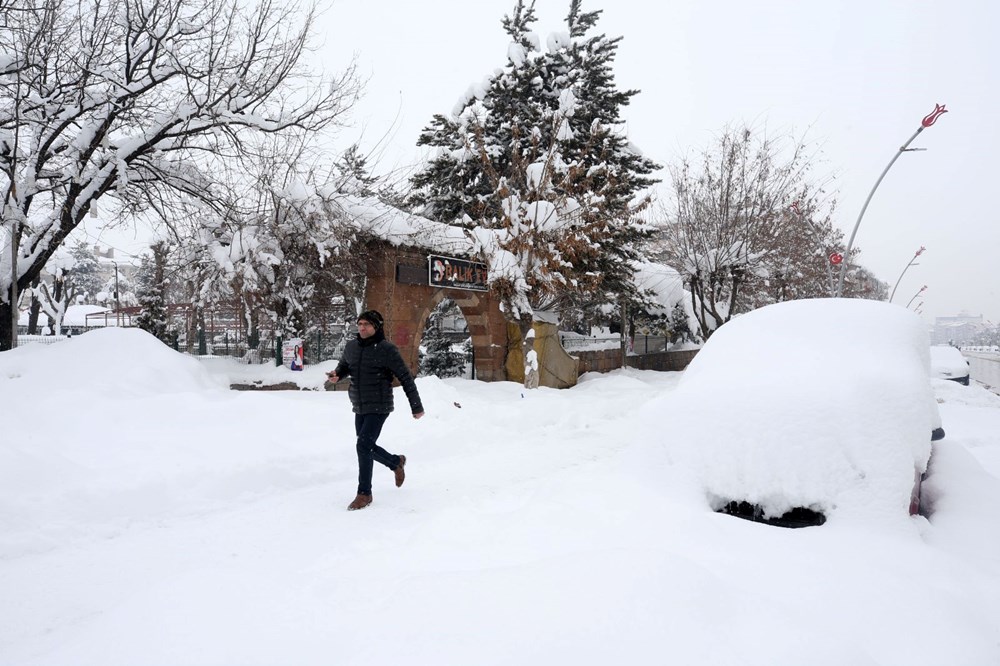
[67,241,104,303]
[134,242,171,343]
[548,0,661,305]
[134,283,169,341]
[409,0,660,323]
[419,299,468,378]
[334,144,379,196]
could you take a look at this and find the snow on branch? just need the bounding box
[0,0,357,320]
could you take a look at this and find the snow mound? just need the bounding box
[201,355,339,390]
[646,298,937,523]
[934,377,1000,408]
[0,328,226,397]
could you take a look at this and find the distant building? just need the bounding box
[932,312,985,345]
[93,244,115,260]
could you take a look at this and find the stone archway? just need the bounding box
[362,242,509,381]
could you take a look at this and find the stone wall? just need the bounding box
[574,348,699,375]
[573,348,625,374]
[364,243,509,382]
[627,349,700,372]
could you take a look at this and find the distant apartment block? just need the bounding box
[932,312,985,345]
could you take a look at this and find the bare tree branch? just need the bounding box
[0,0,359,349]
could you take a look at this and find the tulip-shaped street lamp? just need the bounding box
[906,285,928,309]
[889,245,926,303]
[835,104,948,297]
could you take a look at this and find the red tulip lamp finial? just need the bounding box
[890,251,928,304]
[837,103,949,298]
[906,285,928,308]
[921,104,948,128]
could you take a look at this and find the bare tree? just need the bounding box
[158,130,379,356]
[658,124,834,339]
[0,0,358,350]
[757,199,841,305]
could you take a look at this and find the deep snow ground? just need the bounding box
[2,330,1000,665]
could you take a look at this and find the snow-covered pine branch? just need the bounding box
[409,0,660,333]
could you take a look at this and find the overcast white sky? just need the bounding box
[314,0,1000,325]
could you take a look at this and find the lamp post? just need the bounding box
[906,285,927,309]
[835,104,948,297]
[889,246,926,303]
[112,260,121,327]
[8,219,17,348]
[5,182,19,349]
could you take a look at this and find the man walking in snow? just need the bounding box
[326,310,424,511]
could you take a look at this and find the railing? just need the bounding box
[85,311,136,327]
[966,352,1000,394]
[16,335,69,346]
[559,334,674,355]
[559,334,621,351]
[180,329,349,366]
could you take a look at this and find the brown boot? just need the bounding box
[347,493,372,511]
[394,455,406,488]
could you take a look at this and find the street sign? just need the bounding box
[428,255,488,292]
[829,252,844,266]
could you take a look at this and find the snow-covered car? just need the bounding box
[930,345,970,385]
[657,299,942,527]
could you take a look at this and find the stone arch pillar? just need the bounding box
[362,242,509,382]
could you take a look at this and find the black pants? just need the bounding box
[355,413,401,495]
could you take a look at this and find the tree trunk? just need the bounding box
[690,280,712,341]
[0,300,12,351]
[27,308,40,334]
[27,279,41,335]
[51,276,65,336]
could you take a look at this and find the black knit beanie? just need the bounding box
[357,310,384,330]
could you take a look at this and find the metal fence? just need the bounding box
[967,352,1000,394]
[559,334,672,355]
[147,303,353,366]
[169,328,350,366]
[15,335,69,346]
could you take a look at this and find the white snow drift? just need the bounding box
[2,324,1000,665]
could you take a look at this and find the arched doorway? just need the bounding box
[362,242,510,381]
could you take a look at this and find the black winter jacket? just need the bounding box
[334,330,423,415]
